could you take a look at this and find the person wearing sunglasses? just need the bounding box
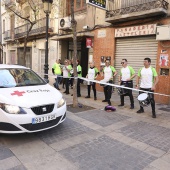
[118,59,136,109]
[101,59,117,105]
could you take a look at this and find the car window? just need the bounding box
[0,68,46,88]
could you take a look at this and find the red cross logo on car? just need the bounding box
[11,91,26,97]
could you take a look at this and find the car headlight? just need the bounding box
[0,103,26,114]
[57,98,65,108]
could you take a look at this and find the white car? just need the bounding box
[0,64,66,133]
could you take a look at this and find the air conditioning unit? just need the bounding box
[59,17,72,31]
[156,25,170,40]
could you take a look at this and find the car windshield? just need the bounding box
[0,68,46,88]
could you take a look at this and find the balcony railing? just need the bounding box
[14,18,54,39]
[106,0,169,23]
[4,30,14,41]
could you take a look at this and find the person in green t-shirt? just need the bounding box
[62,59,72,94]
[85,61,99,100]
[101,59,117,105]
[118,59,136,109]
[136,57,159,118]
[52,59,62,90]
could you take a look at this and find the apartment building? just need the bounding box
[1,0,59,83]
[52,0,170,104]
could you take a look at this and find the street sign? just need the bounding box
[86,0,107,10]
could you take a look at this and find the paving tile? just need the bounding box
[75,109,130,127]
[150,159,170,170]
[120,121,170,152]
[10,140,55,165]
[24,152,78,170]
[59,135,157,170]
[161,152,170,163]
[0,146,14,160]
[7,164,27,170]
[0,156,21,170]
[35,118,94,145]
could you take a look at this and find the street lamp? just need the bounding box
[42,0,53,83]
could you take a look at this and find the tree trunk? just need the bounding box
[71,0,78,108]
[23,24,34,66]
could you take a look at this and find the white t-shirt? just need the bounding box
[104,66,112,81]
[121,67,131,81]
[139,67,156,88]
[63,66,69,78]
[88,68,95,80]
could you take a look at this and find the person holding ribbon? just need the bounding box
[85,61,99,100]
[136,57,159,118]
[100,59,117,105]
[118,59,136,109]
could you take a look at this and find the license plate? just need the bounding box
[32,114,56,124]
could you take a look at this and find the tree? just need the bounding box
[70,0,78,107]
[3,0,40,66]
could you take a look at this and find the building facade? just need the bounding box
[1,0,170,104]
[52,0,170,104]
[1,0,60,83]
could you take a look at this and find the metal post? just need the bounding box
[44,12,49,82]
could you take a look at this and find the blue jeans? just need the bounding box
[55,75,62,89]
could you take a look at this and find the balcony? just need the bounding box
[14,18,54,39]
[105,0,169,24]
[4,30,14,41]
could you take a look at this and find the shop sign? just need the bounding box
[86,0,106,10]
[115,24,156,37]
[86,38,92,48]
[98,30,106,38]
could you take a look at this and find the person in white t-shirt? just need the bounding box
[136,58,159,118]
[118,59,136,109]
[101,59,117,105]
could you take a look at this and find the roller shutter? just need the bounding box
[114,36,158,84]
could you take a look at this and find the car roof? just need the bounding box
[0,64,29,69]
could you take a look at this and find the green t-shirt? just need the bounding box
[52,63,61,75]
[77,65,82,77]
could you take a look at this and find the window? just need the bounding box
[68,0,86,13]
[3,20,5,33]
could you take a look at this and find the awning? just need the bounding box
[51,32,94,41]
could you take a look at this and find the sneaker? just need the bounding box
[63,91,66,93]
[130,106,134,109]
[136,109,144,113]
[94,97,97,100]
[152,114,156,118]
[118,104,124,107]
[102,100,108,102]
[108,101,111,105]
[77,94,81,97]
[152,112,156,118]
[85,96,90,98]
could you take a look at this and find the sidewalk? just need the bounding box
[0,83,170,170]
[61,83,170,119]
